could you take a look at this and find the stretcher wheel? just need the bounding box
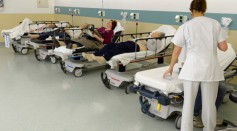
[34,49,41,61]
[21,48,28,55]
[141,100,150,114]
[124,82,134,94]
[60,61,67,74]
[50,56,57,64]
[175,114,182,129]
[11,44,17,53]
[229,91,237,103]
[139,96,149,113]
[73,68,83,77]
[223,93,230,104]
[101,72,111,89]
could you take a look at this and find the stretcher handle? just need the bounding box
[138,87,159,99]
[118,32,150,37]
[133,35,174,59]
[116,51,172,67]
[134,35,174,42]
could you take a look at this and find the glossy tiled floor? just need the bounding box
[0,45,236,131]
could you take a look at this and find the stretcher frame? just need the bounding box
[60,31,145,77]
[129,55,237,130]
[101,35,174,93]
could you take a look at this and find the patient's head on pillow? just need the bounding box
[48,23,57,28]
[150,31,165,38]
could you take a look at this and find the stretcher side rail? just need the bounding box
[114,32,151,42]
[19,21,60,24]
[115,35,174,67]
[117,51,172,65]
[61,27,83,39]
[134,35,174,59]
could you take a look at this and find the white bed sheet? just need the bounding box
[1,18,34,40]
[54,46,73,55]
[135,43,236,94]
[1,19,69,40]
[135,66,183,95]
[109,51,155,67]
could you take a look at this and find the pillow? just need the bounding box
[113,22,125,33]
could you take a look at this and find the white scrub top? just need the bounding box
[172,16,227,81]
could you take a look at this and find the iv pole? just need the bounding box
[101,0,104,27]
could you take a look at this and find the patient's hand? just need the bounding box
[80,23,88,29]
[151,32,161,38]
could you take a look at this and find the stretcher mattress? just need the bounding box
[109,51,156,67]
[135,43,236,95]
[135,66,182,94]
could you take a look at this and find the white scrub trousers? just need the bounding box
[181,80,219,131]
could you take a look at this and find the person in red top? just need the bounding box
[94,22,115,45]
[65,20,117,50]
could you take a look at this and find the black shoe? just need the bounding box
[52,37,60,47]
[66,43,72,49]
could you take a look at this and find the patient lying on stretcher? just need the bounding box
[28,23,72,47]
[1,18,68,40]
[57,20,117,51]
[82,31,165,64]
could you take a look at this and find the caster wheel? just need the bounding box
[50,56,57,64]
[222,93,230,104]
[101,72,111,89]
[175,114,182,129]
[141,100,149,114]
[12,44,17,53]
[73,68,83,77]
[124,82,133,94]
[21,48,28,55]
[34,49,41,61]
[60,61,67,74]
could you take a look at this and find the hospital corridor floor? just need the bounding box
[0,45,237,131]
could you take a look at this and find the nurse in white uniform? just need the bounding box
[163,0,228,131]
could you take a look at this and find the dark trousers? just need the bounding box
[38,30,70,40]
[93,41,139,61]
[194,82,226,115]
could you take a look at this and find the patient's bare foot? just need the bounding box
[82,53,94,61]
[28,34,39,39]
[94,56,106,64]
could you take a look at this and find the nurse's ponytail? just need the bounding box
[190,0,207,13]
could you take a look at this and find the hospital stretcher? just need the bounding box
[26,23,71,63]
[3,32,31,55]
[52,27,89,64]
[2,20,66,55]
[129,43,236,129]
[55,22,125,64]
[59,30,128,77]
[101,25,176,93]
[58,23,140,77]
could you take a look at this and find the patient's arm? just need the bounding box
[151,32,161,37]
[218,40,228,52]
[93,34,104,43]
[79,23,89,29]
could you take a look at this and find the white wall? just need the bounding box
[54,0,237,14]
[0,0,54,14]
